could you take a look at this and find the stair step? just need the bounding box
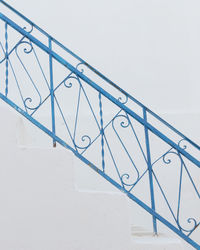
[131,226,184,250]
[131,234,184,250]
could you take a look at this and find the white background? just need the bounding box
[0,1,200,249]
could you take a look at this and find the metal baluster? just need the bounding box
[99,92,105,172]
[143,107,157,235]
[5,22,8,97]
[49,37,56,147]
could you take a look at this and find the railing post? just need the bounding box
[49,37,56,147]
[5,22,8,97]
[98,92,105,172]
[143,107,157,235]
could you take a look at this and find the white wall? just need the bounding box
[0,105,131,250]
[0,1,200,249]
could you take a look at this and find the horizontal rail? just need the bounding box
[0,12,199,168]
[0,0,199,151]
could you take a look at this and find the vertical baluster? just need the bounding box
[99,92,105,172]
[143,107,157,235]
[5,22,8,97]
[49,37,56,147]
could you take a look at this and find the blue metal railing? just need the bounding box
[0,2,200,249]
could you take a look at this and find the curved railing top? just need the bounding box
[0,0,199,163]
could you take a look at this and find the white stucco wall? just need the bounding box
[0,105,132,250]
[0,0,199,249]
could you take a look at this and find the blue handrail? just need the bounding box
[0,3,199,249]
[0,0,199,152]
[1,13,198,167]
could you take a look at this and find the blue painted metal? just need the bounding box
[0,2,200,249]
[48,37,56,147]
[0,12,199,167]
[5,22,8,97]
[143,107,157,235]
[99,92,105,172]
[0,1,199,152]
[1,1,199,153]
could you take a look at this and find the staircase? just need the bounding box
[0,1,200,249]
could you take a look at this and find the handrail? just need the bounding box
[0,5,200,249]
[0,12,199,168]
[0,0,199,151]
